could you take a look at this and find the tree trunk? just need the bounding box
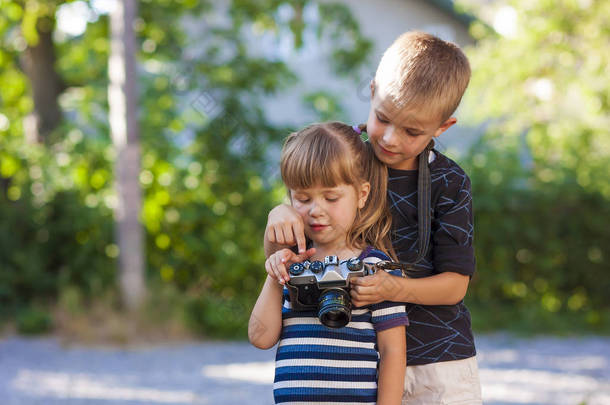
[109,0,146,310]
[20,16,64,143]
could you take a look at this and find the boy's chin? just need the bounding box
[375,154,404,168]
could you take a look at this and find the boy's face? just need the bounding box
[366,83,456,170]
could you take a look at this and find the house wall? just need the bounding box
[256,0,476,154]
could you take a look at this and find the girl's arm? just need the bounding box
[376,325,406,405]
[248,275,284,349]
[350,270,469,307]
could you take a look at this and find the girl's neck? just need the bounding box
[311,242,363,262]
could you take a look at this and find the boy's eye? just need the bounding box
[376,114,389,124]
[403,128,423,137]
[326,197,339,202]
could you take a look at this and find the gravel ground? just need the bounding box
[1,334,609,405]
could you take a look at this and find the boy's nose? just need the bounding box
[382,126,399,146]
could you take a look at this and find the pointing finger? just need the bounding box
[293,222,307,254]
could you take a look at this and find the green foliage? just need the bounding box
[0,135,117,320]
[0,0,372,337]
[456,0,610,333]
[16,306,53,334]
[459,0,610,197]
[461,136,610,334]
[303,91,346,122]
[2,0,609,338]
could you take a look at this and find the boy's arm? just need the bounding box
[264,203,307,258]
[353,168,474,307]
[248,275,284,349]
[376,325,406,405]
[350,270,469,307]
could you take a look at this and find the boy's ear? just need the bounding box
[358,182,371,209]
[434,117,457,137]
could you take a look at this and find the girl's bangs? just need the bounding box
[281,132,355,190]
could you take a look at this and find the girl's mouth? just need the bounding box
[310,224,328,232]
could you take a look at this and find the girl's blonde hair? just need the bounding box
[280,122,396,260]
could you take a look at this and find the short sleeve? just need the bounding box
[369,269,409,332]
[432,169,476,276]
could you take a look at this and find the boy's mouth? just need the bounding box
[378,144,399,156]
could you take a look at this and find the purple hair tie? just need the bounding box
[352,125,362,134]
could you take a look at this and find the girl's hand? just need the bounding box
[265,247,316,284]
[350,271,402,307]
[266,204,307,254]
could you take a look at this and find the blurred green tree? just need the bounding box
[461,0,609,197]
[457,0,610,332]
[0,0,371,336]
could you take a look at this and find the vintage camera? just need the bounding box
[286,255,376,328]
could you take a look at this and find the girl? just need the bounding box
[249,122,408,405]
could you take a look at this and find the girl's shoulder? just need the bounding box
[358,246,390,262]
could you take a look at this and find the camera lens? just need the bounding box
[318,288,351,328]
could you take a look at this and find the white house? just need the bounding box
[256,0,478,155]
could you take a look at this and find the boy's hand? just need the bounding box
[266,204,307,254]
[265,247,316,285]
[350,271,401,307]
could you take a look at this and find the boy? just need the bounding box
[264,31,482,404]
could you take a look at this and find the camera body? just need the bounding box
[286,255,375,328]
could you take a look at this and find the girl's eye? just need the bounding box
[326,197,339,202]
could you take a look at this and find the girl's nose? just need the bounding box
[308,202,323,217]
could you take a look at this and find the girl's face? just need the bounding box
[290,182,370,251]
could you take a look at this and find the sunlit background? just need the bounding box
[1,0,609,403]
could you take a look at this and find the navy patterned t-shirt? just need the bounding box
[387,150,477,366]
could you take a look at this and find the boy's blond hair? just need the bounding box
[374,31,471,124]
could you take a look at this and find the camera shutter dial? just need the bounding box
[324,255,339,266]
[289,262,305,276]
[347,258,363,271]
[310,261,324,273]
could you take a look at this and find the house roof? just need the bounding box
[427,0,477,26]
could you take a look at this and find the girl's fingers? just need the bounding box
[273,254,288,284]
[265,259,277,280]
[267,254,284,283]
[266,248,302,285]
[295,247,316,262]
[279,253,292,282]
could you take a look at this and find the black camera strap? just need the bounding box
[395,140,434,277]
